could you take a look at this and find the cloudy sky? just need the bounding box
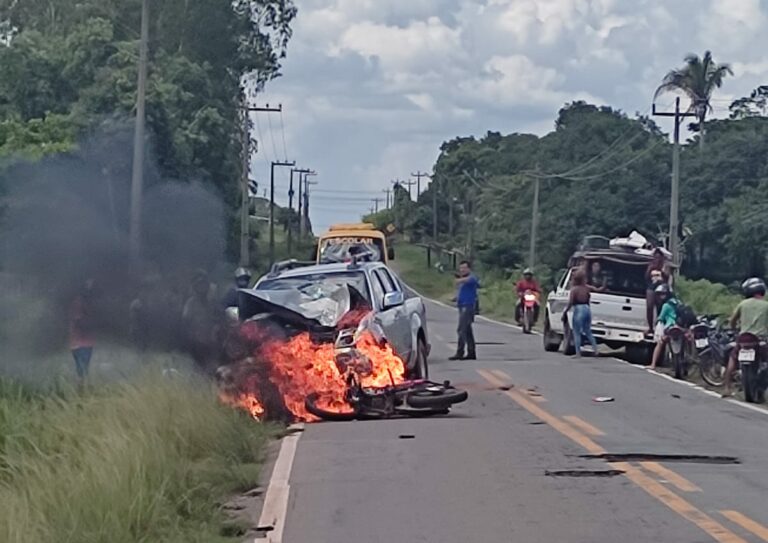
[253,0,768,233]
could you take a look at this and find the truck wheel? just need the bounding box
[543,316,562,352]
[563,326,576,356]
[410,338,429,380]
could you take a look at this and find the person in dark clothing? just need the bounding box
[222,267,252,309]
[564,270,598,357]
[183,270,221,373]
[449,260,479,361]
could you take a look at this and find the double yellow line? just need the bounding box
[477,369,768,543]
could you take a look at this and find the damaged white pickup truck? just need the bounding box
[238,260,431,379]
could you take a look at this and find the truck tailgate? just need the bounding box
[589,293,647,331]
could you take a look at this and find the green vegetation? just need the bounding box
[0,371,269,543]
[676,277,741,318]
[0,0,297,255]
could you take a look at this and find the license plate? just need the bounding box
[739,349,756,362]
[695,338,708,348]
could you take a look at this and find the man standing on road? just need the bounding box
[450,260,479,361]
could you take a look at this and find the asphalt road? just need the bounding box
[279,299,768,543]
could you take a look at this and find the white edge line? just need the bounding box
[407,282,768,419]
[253,422,304,543]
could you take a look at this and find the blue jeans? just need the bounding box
[572,304,597,355]
[72,347,93,379]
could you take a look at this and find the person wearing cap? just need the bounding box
[515,268,541,325]
[648,283,679,370]
[222,267,252,309]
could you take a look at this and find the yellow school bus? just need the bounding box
[316,223,394,265]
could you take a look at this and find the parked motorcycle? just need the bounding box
[665,325,689,380]
[735,333,768,403]
[521,290,540,334]
[695,318,737,388]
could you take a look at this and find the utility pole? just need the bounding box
[401,179,417,200]
[288,168,312,255]
[431,176,438,240]
[269,160,295,266]
[129,0,149,263]
[383,188,391,209]
[239,103,282,266]
[411,171,429,199]
[371,197,383,213]
[303,174,319,236]
[653,96,695,267]
[529,175,540,269]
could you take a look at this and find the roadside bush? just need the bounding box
[676,277,741,318]
[0,370,269,543]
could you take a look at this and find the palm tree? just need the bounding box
[655,51,733,150]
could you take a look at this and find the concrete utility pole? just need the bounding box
[303,174,319,236]
[239,103,282,266]
[653,96,696,267]
[529,175,540,269]
[401,179,417,200]
[431,176,438,240]
[269,160,295,266]
[129,0,149,263]
[411,171,429,199]
[383,188,392,209]
[371,197,384,214]
[288,168,312,255]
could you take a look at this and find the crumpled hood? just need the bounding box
[238,281,369,331]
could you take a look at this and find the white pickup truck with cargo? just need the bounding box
[542,234,673,361]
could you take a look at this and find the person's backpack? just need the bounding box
[675,301,697,328]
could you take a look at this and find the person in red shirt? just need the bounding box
[69,279,96,387]
[515,268,541,324]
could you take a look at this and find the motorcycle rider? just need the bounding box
[515,268,541,324]
[649,283,679,371]
[723,277,768,397]
[222,267,252,309]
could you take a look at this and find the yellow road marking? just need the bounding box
[640,461,702,492]
[476,369,747,543]
[491,369,511,381]
[721,511,768,542]
[563,415,605,437]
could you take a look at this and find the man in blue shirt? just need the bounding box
[450,260,479,360]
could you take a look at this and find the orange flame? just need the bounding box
[221,321,406,422]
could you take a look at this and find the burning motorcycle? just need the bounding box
[520,290,540,334]
[735,333,768,403]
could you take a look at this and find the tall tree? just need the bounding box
[655,51,732,150]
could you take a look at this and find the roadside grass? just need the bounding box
[676,277,741,318]
[0,366,271,543]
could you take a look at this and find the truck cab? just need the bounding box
[542,233,674,359]
[316,223,395,265]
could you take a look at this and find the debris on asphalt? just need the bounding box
[498,385,513,391]
[592,396,614,403]
[398,434,415,439]
[671,393,681,399]
[528,421,545,425]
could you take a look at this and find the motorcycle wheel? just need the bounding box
[699,350,726,387]
[672,350,684,380]
[742,365,757,403]
[305,393,357,421]
[406,387,468,409]
[523,309,533,334]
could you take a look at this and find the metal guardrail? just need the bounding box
[415,243,465,271]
